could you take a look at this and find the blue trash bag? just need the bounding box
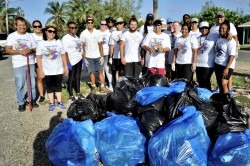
[136,81,186,106]
[95,112,146,166]
[46,118,98,166]
[208,129,250,166]
[148,106,211,166]
[197,88,212,103]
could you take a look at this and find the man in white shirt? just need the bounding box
[5,17,38,111]
[80,17,110,94]
[120,17,144,78]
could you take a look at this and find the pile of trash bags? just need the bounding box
[46,72,249,165]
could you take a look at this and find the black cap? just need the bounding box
[146,13,154,20]
[153,20,162,26]
[106,17,116,23]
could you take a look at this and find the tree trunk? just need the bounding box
[153,0,158,20]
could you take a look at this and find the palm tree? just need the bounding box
[44,1,68,35]
[153,0,158,19]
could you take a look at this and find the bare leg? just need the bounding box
[36,67,44,97]
[90,72,95,86]
[47,93,54,104]
[99,70,105,85]
[221,79,229,94]
[55,92,62,103]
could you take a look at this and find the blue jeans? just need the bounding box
[13,65,36,105]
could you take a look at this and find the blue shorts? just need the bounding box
[86,57,104,73]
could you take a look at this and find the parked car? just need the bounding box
[0,33,7,59]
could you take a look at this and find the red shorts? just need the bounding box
[148,67,165,75]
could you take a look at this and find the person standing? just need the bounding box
[214,21,236,94]
[36,23,68,111]
[80,16,110,94]
[166,21,182,80]
[164,18,174,35]
[99,19,113,91]
[109,17,127,84]
[210,11,239,95]
[142,20,171,75]
[172,23,198,82]
[5,17,39,112]
[62,21,84,102]
[189,18,201,38]
[31,20,45,103]
[196,21,219,90]
[183,14,191,31]
[120,16,144,78]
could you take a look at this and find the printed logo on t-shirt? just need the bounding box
[177,42,188,55]
[215,41,224,57]
[44,46,60,60]
[75,41,82,52]
[102,35,108,44]
[15,39,29,50]
[151,38,163,51]
[199,40,209,53]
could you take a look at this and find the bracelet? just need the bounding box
[64,66,68,69]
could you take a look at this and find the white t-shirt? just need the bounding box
[168,32,182,64]
[142,32,171,68]
[196,33,219,67]
[6,31,36,68]
[215,37,236,69]
[174,35,198,64]
[100,30,111,56]
[109,29,127,59]
[80,28,102,59]
[61,34,82,66]
[120,30,143,63]
[210,23,237,36]
[36,39,65,75]
[189,29,201,38]
[31,33,43,63]
[139,25,154,37]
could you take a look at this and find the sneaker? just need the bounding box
[108,86,114,92]
[229,89,233,97]
[32,101,39,108]
[76,93,85,99]
[99,87,111,94]
[18,104,26,112]
[91,86,97,94]
[69,96,76,102]
[57,102,66,110]
[48,103,56,112]
[38,96,45,102]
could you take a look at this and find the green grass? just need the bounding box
[235,96,250,108]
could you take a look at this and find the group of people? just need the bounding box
[5,11,239,112]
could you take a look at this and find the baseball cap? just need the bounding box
[191,18,199,23]
[87,16,94,22]
[167,18,173,23]
[199,21,209,28]
[216,11,224,18]
[153,20,162,26]
[146,13,154,20]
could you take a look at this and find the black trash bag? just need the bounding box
[137,97,166,115]
[67,98,98,121]
[138,71,152,87]
[150,74,169,87]
[209,93,249,141]
[119,76,144,91]
[138,110,165,138]
[105,92,115,111]
[110,85,138,116]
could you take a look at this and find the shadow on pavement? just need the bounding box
[33,112,64,166]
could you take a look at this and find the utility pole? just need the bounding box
[153,0,158,20]
[5,0,9,35]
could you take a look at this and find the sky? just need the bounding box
[8,0,250,26]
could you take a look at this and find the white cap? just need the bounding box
[199,21,209,28]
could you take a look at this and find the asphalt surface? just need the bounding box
[0,50,249,165]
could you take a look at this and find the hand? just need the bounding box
[20,48,31,56]
[109,58,113,65]
[140,58,144,66]
[99,56,104,65]
[171,63,175,71]
[226,33,233,41]
[222,68,229,79]
[84,58,89,67]
[159,47,164,53]
[121,57,126,65]
[191,63,196,72]
[64,67,69,76]
[39,70,45,79]
[149,47,156,55]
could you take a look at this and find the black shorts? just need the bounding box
[112,59,122,71]
[44,74,63,93]
[124,62,142,78]
[214,63,233,80]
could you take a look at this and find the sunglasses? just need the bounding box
[116,22,123,25]
[192,21,198,24]
[47,30,56,34]
[69,27,77,29]
[101,24,107,26]
[108,21,113,23]
[216,16,224,19]
[154,24,162,26]
[87,22,94,24]
[200,27,209,29]
[33,25,42,28]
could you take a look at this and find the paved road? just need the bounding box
[0,50,249,165]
